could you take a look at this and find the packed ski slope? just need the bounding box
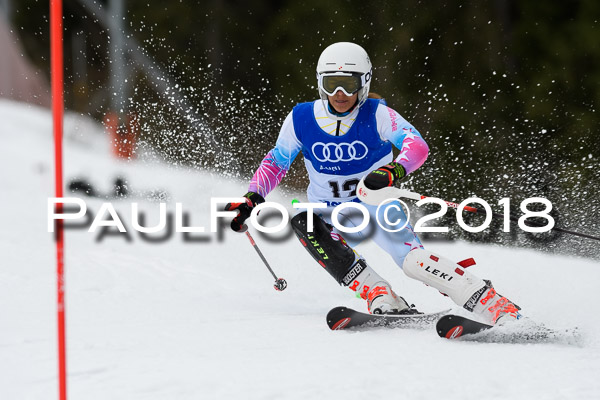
[1,98,599,400]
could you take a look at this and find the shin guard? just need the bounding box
[291,211,358,285]
[402,248,488,308]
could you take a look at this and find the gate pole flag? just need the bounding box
[50,0,67,399]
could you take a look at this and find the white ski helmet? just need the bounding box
[316,42,372,120]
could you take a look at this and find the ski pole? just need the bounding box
[356,179,600,242]
[406,191,600,242]
[406,190,600,242]
[244,229,287,291]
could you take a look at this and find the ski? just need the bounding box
[436,314,492,339]
[436,314,582,344]
[326,306,450,331]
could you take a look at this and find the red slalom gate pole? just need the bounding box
[50,0,67,399]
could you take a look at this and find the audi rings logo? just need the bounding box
[312,141,369,163]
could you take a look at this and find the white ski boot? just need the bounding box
[344,258,418,315]
[366,283,410,314]
[471,283,522,325]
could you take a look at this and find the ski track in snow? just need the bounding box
[1,99,599,400]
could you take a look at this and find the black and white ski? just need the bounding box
[326,306,450,330]
[436,314,582,344]
[436,314,492,339]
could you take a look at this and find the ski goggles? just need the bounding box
[318,71,371,96]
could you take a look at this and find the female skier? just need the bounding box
[226,42,520,325]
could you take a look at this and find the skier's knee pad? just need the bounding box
[402,249,488,309]
[291,211,358,285]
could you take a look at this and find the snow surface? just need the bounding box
[1,98,599,400]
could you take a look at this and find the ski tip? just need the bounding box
[436,315,465,339]
[326,306,353,331]
[436,314,493,339]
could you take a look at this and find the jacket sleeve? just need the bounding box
[248,111,302,197]
[376,104,429,174]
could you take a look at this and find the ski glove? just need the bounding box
[224,192,265,232]
[363,162,407,190]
